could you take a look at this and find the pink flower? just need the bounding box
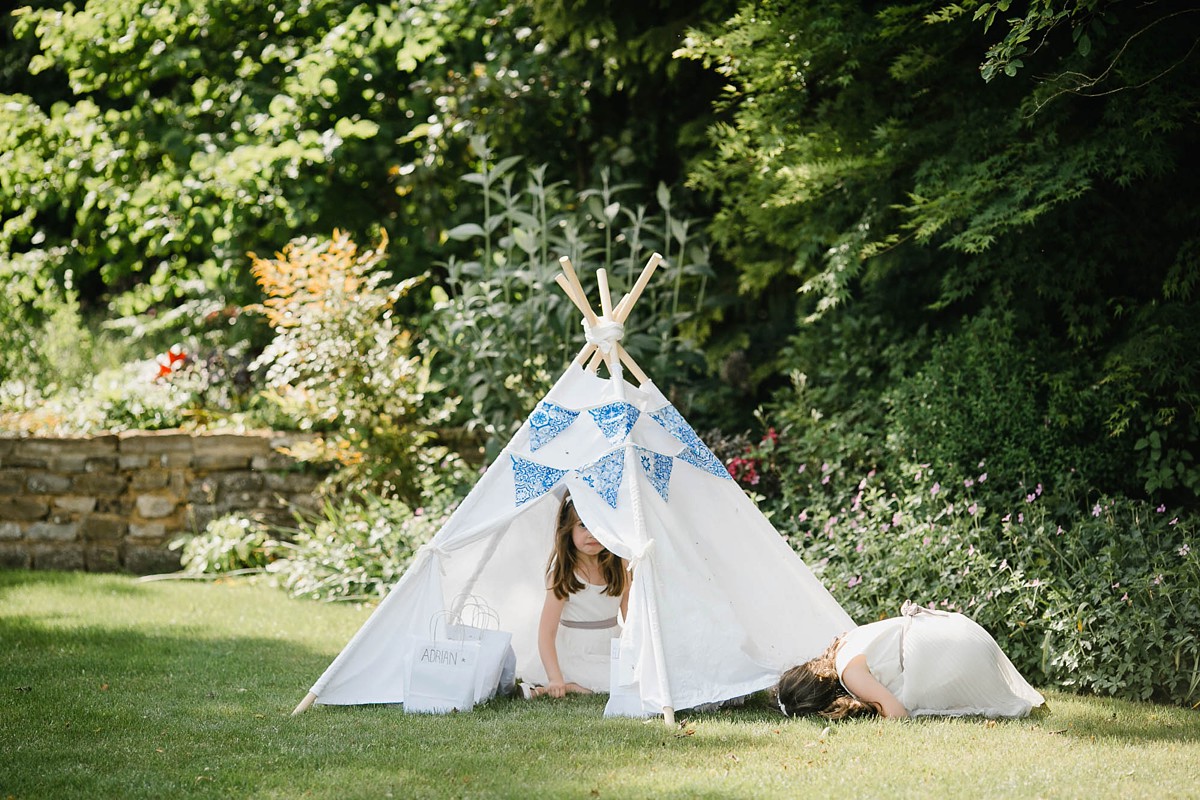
[846,576,862,588]
[1153,574,1163,586]
[797,510,808,523]
[964,478,975,488]
[968,503,978,516]
[821,474,831,485]
[1121,592,1129,602]
[1156,504,1166,513]
[931,482,941,497]
[1092,503,1102,517]
[1180,543,1191,557]
[892,512,903,526]
[978,473,987,483]
[855,543,864,553]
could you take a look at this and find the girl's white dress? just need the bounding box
[834,603,1044,718]
[556,581,622,692]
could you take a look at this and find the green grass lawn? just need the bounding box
[1,571,1197,799]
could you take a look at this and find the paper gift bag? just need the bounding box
[446,624,515,703]
[404,637,482,714]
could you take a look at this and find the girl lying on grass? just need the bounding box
[776,601,1045,719]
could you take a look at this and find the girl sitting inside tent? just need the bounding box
[529,493,629,698]
[775,601,1045,719]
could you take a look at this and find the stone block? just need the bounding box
[72,473,128,496]
[189,478,218,504]
[32,544,86,571]
[49,455,90,472]
[82,515,128,542]
[26,472,73,494]
[136,495,178,519]
[54,495,99,514]
[264,472,321,493]
[194,434,271,456]
[27,522,78,541]
[118,454,152,470]
[130,470,170,491]
[84,456,119,474]
[129,522,166,539]
[193,453,251,470]
[187,504,219,533]
[85,545,123,572]
[219,472,264,494]
[118,432,193,455]
[0,471,23,495]
[0,544,31,569]
[0,497,49,521]
[122,545,181,575]
[160,452,193,468]
[0,522,22,540]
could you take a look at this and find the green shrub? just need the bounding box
[779,454,1200,706]
[249,229,457,503]
[174,515,277,575]
[267,493,448,603]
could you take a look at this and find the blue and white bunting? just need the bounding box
[635,447,673,501]
[511,454,567,506]
[589,402,640,443]
[527,401,579,451]
[575,451,625,509]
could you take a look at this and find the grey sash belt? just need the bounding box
[560,616,618,630]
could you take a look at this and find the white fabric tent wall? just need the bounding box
[304,365,854,715]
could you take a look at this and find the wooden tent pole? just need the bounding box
[292,692,317,715]
[617,252,662,323]
[617,344,650,385]
[558,257,599,326]
[596,268,614,319]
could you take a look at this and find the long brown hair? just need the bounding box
[546,493,628,601]
[775,638,877,720]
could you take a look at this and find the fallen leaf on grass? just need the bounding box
[100,684,109,691]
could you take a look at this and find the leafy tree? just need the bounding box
[681,1,1200,502]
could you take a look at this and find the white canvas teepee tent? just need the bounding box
[292,254,854,722]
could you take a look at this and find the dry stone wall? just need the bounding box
[0,431,322,574]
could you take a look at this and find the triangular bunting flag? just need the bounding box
[589,402,640,443]
[511,454,568,506]
[651,405,732,481]
[527,401,579,451]
[635,447,673,502]
[575,450,625,509]
[676,445,733,481]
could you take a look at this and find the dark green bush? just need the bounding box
[780,455,1200,706]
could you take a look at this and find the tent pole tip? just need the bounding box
[292,692,317,716]
[663,707,676,727]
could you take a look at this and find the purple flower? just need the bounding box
[1025,492,1036,503]
[1018,512,1024,524]
[968,503,978,516]
[964,478,975,488]
[821,462,831,473]
[821,474,831,485]
[931,482,941,497]
[846,575,862,588]
[798,464,807,474]
[1156,504,1166,513]
[1170,517,1179,526]
[978,473,987,483]
[1092,503,1102,517]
